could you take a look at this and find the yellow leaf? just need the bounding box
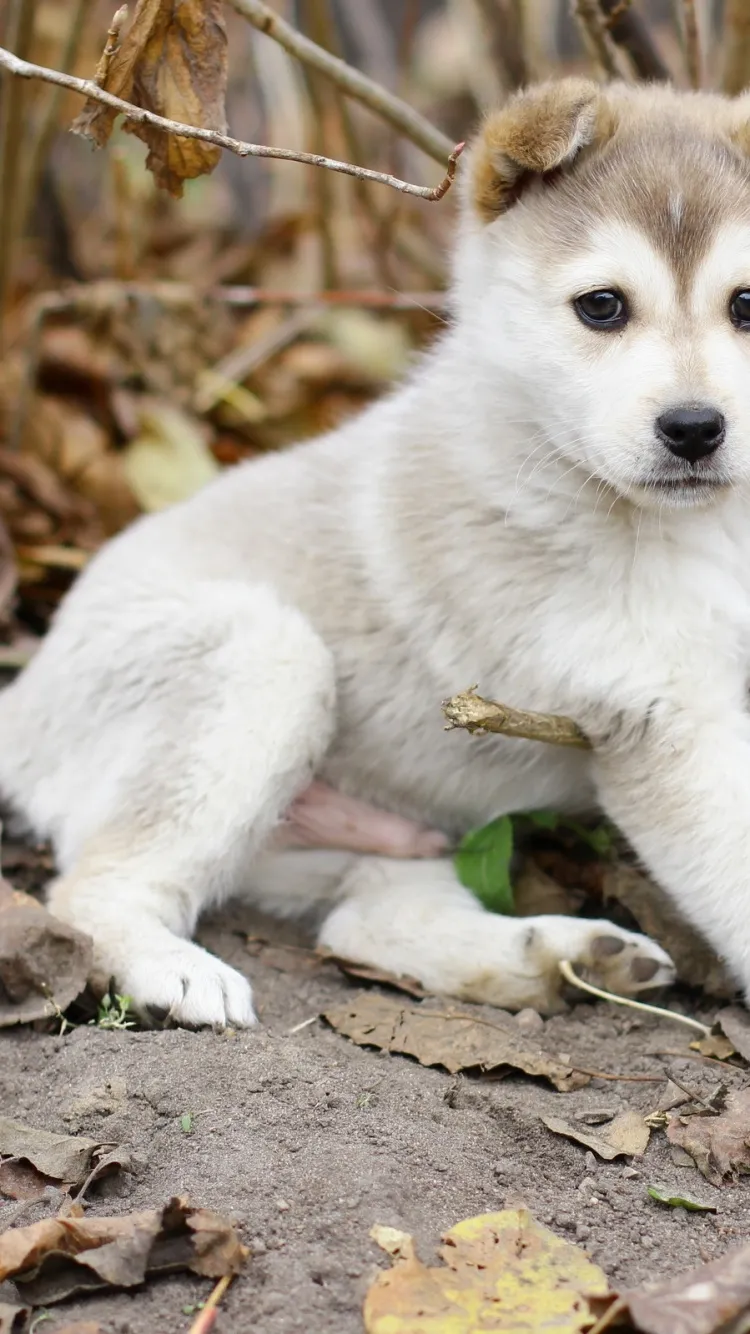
[364,1208,609,1333]
[122,403,219,512]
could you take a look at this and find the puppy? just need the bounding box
[8,77,750,1027]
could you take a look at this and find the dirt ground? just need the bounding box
[2,888,750,1334]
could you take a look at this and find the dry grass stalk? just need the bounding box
[721,0,750,94]
[600,0,671,81]
[227,0,454,164]
[677,0,702,89]
[0,45,463,203]
[573,0,629,80]
[0,0,38,345]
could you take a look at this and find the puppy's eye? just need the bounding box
[730,290,750,328]
[574,289,627,330]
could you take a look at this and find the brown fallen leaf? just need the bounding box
[323,992,589,1092]
[691,1032,737,1061]
[365,1208,608,1333]
[542,1110,650,1161]
[714,1006,750,1062]
[666,1089,750,1186]
[0,1119,105,1187]
[588,1240,750,1333]
[0,884,92,1026]
[602,863,735,998]
[318,951,430,999]
[72,0,228,196]
[0,1196,247,1306]
[0,1303,29,1334]
[0,1159,58,1203]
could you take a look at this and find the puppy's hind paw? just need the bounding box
[118,939,257,1029]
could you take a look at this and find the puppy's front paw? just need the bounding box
[113,939,257,1029]
[535,919,676,1001]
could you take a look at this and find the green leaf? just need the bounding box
[525,810,559,830]
[180,1113,194,1134]
[646,1185,717,1212]
[454,816,515,914]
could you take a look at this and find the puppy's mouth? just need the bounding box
[639,474,731,494]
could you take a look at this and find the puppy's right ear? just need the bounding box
[467,79,604,223]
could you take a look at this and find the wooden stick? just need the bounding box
[442,688,590,749]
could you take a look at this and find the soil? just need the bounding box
[2,894,750,1334]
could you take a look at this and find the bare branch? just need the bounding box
[226,0,454,165]
[573,0,629,80]
[442,688,590,749]
[0,45,463,203]
[721,0,750,94]
[599,0,671,82]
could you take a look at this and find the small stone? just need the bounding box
[276,1199,290,1212]
[514,1008,544,1035]
[558,1052,571,1065]
[641,1235,655,1249]
[250,1238,267,1255]
[493,1158,514,1177]
[578,1176,598,1195]
[671,1206,689,1223]
[584,1151,598,1172]
[575,1223,591,1240]
[621,1166,640,1179]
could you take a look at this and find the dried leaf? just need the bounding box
[691,1032,737,1061]
[0,1304,29,1334]
[319,953,430,999]
[0,885,92,1026]
[589,1241,750,1333]
[323,992,588,1092]
[0,1120,102,1186]
[542,1110,650,1161]
[365,1208,608,1333]
[646,1185,717,1212]
[72,0,228,196]
[0,1160,56,1202]
[715,1006,750,1062]
[0,1196,247,1306]
[122,403,219,511]
[666,1089,750,1186]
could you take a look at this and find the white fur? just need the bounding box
[6,131,750,1025]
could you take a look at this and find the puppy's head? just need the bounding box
[456,79,750,510]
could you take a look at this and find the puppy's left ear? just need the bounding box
[467,78,605,223]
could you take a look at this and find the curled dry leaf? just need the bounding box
[365,1208,608,1333]
[713,1006,750,1062]
[542,1110,650,1161]
[72,0,228,196]
[666,1088,750,1186]
[588,1240,750,1334]
[0,1119,130,1202]
[0,884,92,1027]
[0,1195,248,1306]
[323,992,589,1091]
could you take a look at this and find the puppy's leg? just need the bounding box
[592,707,750,1002]
[40,583,336,1027]
[318,858,675,1012]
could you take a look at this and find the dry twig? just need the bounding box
[442,688,590,749]
[0,46,463,203]
[227,0,454,164]
[600,0,671,81]
[573,0,628,80]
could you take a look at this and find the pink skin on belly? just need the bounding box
[273,780,450,858]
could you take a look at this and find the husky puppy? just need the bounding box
[8,77,750,1027]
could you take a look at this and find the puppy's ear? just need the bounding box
[468,78,604,223]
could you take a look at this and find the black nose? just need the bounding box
[655,406,725,463]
